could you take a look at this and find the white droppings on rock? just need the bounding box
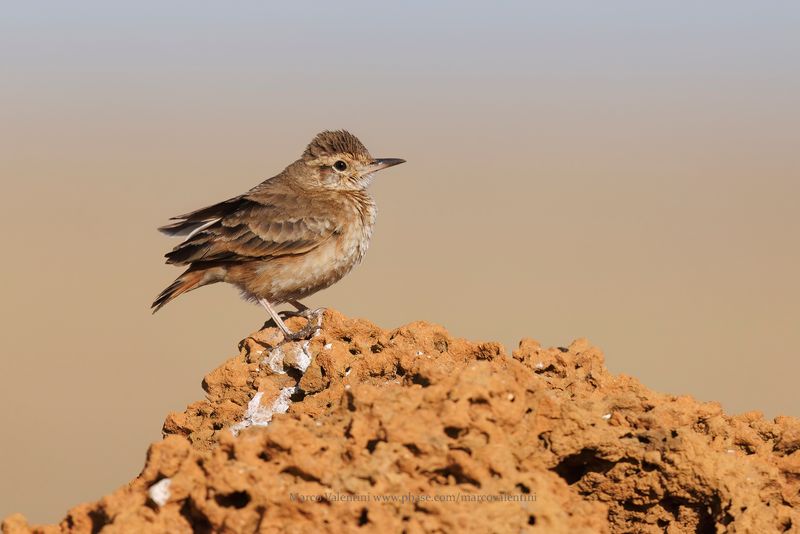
[601,413,612,420]
[323,343,333,350]
[345,384,351,390]
[293,341,312,372]
[230,387,297,436]
[345,367,352,376]
[147,478,171,507]
[416,351,424,356]
[271,386,295,415]
[263,346,287,374]
[534,362,545,370]
[262,341,313,374]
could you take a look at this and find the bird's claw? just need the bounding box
[283,308,325,341]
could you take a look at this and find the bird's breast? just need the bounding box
[333,197,377,272]
[248,195,376,302]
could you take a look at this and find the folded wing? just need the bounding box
[160,194,337,266]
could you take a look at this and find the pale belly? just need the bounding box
[234,222,372,303]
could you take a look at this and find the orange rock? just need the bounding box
[3,310,799,533]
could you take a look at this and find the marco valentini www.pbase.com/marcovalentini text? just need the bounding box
[288,492,538,504]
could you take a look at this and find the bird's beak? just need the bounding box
[364,158,406,173]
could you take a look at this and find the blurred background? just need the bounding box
[1,1,798,524]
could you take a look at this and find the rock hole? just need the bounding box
[413,502,433,514]
[366,439,381,453]
[349,347,361,355]
[179,499,212,534]
[88,508,109,534]
[538,432,551,450]
[281,466,322,483]
[697,505,717,534]
[516,483,530,494]
[370,343,383,353]
[341,336,352,343]
[431,465,481,488]
[671,430,679,438]
[444,426,464,439]
[660,494,726,533]
[395,363,407,377]
[411,374,431,387]
[528,515,536,525]
[534,364,557,375]
[553,448,615,485]
[215,490,251,509]
[404,443,422,456]
[358,508,369,526]
[289,388,305,402]
[434,339,449,353]
[258,451,271,462]
[286,367,304,382]
[557,347,569,352]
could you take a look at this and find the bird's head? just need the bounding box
[299,130,405,191]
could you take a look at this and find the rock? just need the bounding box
[4,310,799,533]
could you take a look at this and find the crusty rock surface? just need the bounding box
[3,310,800,533]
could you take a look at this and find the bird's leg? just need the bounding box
[287,299,325,322]
[259,298,322,341]
[289,300,325,324]
[290,300,309,312]
[258,298,294,338]
[276,300,309,320]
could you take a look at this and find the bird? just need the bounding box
[152,130,405,340]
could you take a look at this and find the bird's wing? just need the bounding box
[158,195,244,238]
[162,193,337,265]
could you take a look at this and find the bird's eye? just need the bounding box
[333,160,348,172]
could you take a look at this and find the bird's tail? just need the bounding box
[151,268,220,313]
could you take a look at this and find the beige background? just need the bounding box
[1,2,798,524]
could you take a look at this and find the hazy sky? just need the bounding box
[1,1,799,524]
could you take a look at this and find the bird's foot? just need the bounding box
[283,308,325,341]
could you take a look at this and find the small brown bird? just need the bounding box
[153,130,404,339]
